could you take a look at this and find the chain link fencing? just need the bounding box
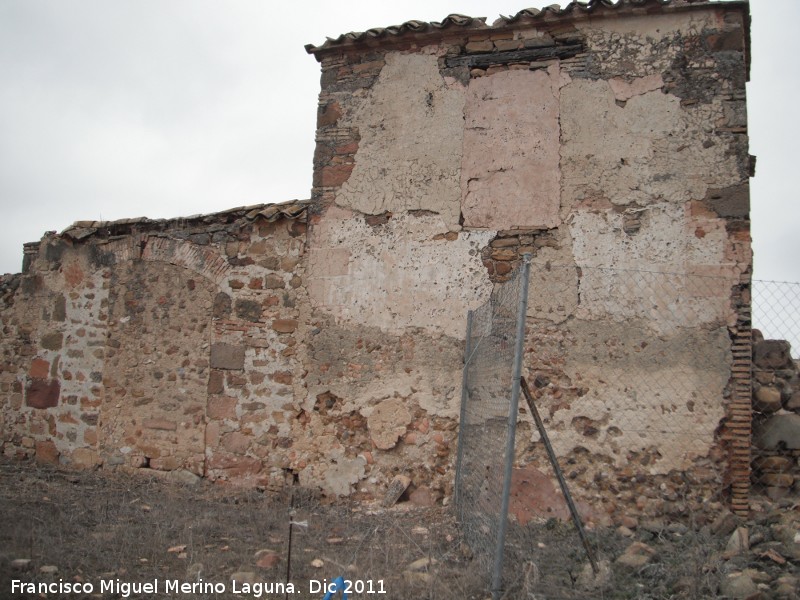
[752,280,800,360]
[750,279,800,501]
[454,255,530,600]
[454,257,530,600]
[456,261,756,599]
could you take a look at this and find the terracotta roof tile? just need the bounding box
[305,14,487,55]
[499,0,673,23]
[306,0,749,57]
[60,199,310,241]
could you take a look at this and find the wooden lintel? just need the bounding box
[445,44,583,69]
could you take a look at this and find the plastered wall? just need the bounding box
[307,2,752,514]
[2,2,753,516]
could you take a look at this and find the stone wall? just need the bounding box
[1,1,753,515]
[1,203,308,490]
[306,1,753,514]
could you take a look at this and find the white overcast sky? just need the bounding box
[0,0,797,284]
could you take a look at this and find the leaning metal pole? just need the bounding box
[491,254,531,600]
[521,376,600,574]
[453,310,474,516]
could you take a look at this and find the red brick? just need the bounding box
[319,164,354,187]
[335,141,359,155]
[353,60,384,74]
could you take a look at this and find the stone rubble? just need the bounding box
[751,331,800,502]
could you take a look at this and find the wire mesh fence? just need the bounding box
[753,280,800,360]
[523,262,741,480]
[750,279,800,500]
[454,255,530,599]
[4,271,799,598]
[456,261,757,599]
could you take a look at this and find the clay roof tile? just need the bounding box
[306,0,749,57]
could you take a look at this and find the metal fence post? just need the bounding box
[491,254,531,600]
[454,310,474,516]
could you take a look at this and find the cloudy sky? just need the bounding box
[0,0,797,286]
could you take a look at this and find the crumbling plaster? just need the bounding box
[569,201,742,333]
[2,1,753,511]
[286,2,751,502]
[307,205,493,339]
[461,66,563,230]
[335,52,465,228]
[523,320,731,472]
[560,79,743,213]
[576,11,720,76]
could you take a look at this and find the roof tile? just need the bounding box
[60,199,310,241]
[306,0,748,57]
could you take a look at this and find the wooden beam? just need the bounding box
[445,44,583,68]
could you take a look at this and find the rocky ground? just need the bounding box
[1,457,799,599]
[510,500,800,599]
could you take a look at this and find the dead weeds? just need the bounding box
[2,458,797,599]
[0,458,483,599]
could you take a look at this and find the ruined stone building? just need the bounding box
[0,0,753,517]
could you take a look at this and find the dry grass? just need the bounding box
[1,458,785,600]
[0,458,484,599]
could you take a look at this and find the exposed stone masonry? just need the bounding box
[1,203,309,489]
[481,230,560,283]
[303,0,752,515]
[2,1,755,516]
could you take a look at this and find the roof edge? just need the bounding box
[305,0,750,59]
[57,199,311,243]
